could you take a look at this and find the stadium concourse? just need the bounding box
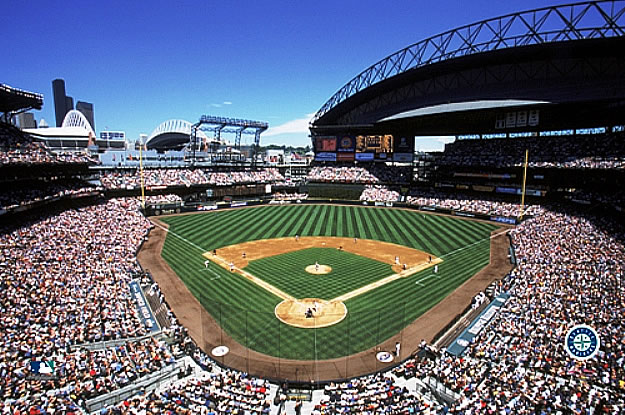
[0,120,624,413]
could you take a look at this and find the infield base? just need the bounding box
[275,298,347,328]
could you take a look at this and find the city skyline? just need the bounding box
[2,0,576,150]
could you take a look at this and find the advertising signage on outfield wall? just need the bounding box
[337,152,355,161]
[315,152,337,161]
[496,187,546,197]
[355,152,375,161]
[393,153,413,162]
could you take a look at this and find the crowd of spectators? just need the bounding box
[0,198,155,411]
[0,195,277,414]
[388,206,625,413]
[406,188,544,218]
[307,166,380,183]
[0,123,96,165]
[271,192,308,201]
[100,168,284,189]
[140,194,183,205]
[357,186,544,218]
[103,370,272,414]
[307,165,412,184]
[0,179,98,211]
[359,185,400,202]
[315,374,433,414]
[61,337,179,405]
[440,132,625,169]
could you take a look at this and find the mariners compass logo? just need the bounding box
[565,325,600,360]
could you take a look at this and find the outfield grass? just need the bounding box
[160,204,498,360]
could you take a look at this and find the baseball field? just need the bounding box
[154,204,502,364]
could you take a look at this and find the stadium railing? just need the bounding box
[84,357,191,413]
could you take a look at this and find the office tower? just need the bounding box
[17,112,36,129]
[65,96,74,113]
[76,101,95,130]
[52,79,67,127]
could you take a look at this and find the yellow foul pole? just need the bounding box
[519,149,529,220]
[139,140,146,209]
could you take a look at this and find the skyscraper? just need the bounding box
[52,78,95,131]
[17,112,36,129]
[76,101,95,130]
[52,79,67,127]
[65,96,74,113]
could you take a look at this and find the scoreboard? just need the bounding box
[356,135,393,153]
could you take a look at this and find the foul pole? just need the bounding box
[139,141,146,209]
[519,149,529,220]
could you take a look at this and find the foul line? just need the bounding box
[152,219,294,300]
[330,259,441,302]
[152,218,509,307]
[207,254,295,301]
[439,228,509,260]
[151,220,208,253]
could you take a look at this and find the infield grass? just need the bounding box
[160,204,498,360]
[246,247,394,300]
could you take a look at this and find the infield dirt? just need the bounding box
[207,236,439,275]
[139,212,513,382]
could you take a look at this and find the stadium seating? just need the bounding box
[0,179,98,211]
[440,131,625,169]
[0,122,96,165]
[1,154,624,413]
[99,168,285,189]
[307,165,411,184]
[391,207,625,413]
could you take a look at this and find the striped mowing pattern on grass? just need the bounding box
[160,204,498,360]
[245,247,394,300]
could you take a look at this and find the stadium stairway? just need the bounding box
[269,394,319,415]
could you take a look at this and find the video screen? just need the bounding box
[315,136,337,152]
[356,135,393,153]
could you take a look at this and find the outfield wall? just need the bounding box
[174,198,521,225]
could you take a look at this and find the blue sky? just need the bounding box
[2,0,574,150]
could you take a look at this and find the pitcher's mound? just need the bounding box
[275,298,347,328]
[305,264,332,274]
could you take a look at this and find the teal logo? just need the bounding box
[565,325,600,360]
